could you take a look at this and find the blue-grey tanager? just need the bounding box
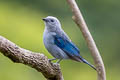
[43,16,96,70]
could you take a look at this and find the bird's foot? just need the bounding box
[48,58,57,62]
[56,59,62,64]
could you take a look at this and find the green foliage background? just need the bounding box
[0,0,119,80]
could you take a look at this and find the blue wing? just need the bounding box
[53,34,83,61]
[53,34,96,70]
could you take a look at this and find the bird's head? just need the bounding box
[42,16,61,31]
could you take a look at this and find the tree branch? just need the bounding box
[66,0,106,80]
[0,36,64,80]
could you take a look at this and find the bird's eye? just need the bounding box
[50,19,54,22]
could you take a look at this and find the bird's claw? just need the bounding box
[48,58,57,62]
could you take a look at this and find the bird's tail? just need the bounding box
[81,58,96,70]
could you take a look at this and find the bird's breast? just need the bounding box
[43,31,56,48]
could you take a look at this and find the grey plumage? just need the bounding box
[43,16,96,70]
[43,16,70,59]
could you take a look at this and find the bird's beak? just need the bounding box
[42,18,49,22]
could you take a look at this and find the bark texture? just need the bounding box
[0,36,63,80]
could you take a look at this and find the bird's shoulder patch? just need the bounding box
[53,34,80,54]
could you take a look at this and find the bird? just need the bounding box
[42,16,96,70]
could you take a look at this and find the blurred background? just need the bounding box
[0,0,119,80]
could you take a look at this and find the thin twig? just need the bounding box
[0,36,64,80]
[66,0,106,80]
